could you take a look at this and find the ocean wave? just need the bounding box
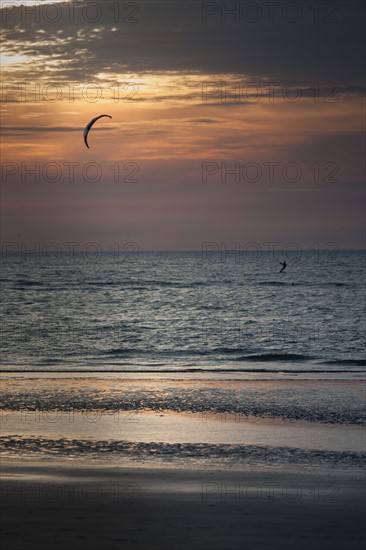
[83,280,210,289]
[16,280,44,287]
[238,353,312,362]
[256,281,289,286]
[256,281,348,288]
[0,367,364,375]
[105,348,135,356]
[102,350,314,362]
[323,359,366,367]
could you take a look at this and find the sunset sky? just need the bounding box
[1,0,365,250]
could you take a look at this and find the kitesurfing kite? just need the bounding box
[83,115,112,148]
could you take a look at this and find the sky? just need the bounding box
[1,0,365,251]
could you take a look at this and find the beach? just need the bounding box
[1,458,365,550]
[1,251,365,548]
[1,375,365,549]
[1,0,365,545]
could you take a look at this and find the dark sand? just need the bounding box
[1,461,365,550]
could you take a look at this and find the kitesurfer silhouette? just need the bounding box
[279,260,287,273]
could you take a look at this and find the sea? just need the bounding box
[1,250,365,469]
[1,249,365,373]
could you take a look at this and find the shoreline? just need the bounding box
[1,409,364,451]
[1,375,364,548]
[1,370,365,382]
[1,377,364,426]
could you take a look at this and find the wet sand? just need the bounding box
[1,376,365,548]
[1,461,365,550]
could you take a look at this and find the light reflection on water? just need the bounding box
[1,251,365,373]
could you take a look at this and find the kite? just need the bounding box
[83,115,112,148]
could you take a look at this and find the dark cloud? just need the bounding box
[1,126,82,132]
[189,118,222,124]
[1,1,365,86]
